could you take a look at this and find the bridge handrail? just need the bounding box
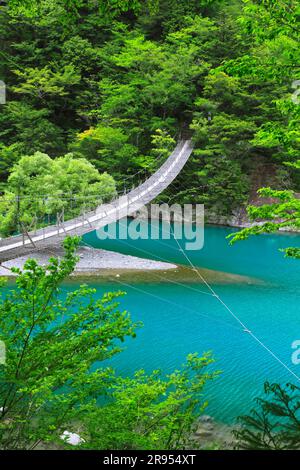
[0,139,193,257]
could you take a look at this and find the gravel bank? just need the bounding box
[0,246,177,277]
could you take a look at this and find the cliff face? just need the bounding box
[207,158,300,230]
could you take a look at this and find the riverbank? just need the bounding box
[207,212,300,232]
[0,245,177,277]
[130,208,300,232]
[0,244,261,285]
[3,224,297,428]
[191,415,239,450]
[37,414,238,450]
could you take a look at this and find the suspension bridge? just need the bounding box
[1,136,299,386]
[0,139,194,263]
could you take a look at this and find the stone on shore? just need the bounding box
[192,415,239,450]
[0,246,177,276]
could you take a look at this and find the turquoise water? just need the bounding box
[4,220,298,423]
[80,221,300,423]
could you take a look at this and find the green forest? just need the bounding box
[0,0,299,236]
[0,0,300,455]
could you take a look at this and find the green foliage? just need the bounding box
[6,0,153,20]
[0,237,216,449]
[73,125,139,176]
[234,382,300,450]
[228,187,300,258]
[0,236,138,449]
[0,0,299,224]
[80,353,217,450]
[0,153,116,236]
[12,65,81,98]
[151,129,175,156]
[241,0,300,41]
[0,143,22,187]
[251,99,300,162]
[0,102,65,159]
[181,70,255,214]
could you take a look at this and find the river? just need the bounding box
[6,220,299,424]
[61,221,300,423]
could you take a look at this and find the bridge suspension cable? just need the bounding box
[2,209,299,385]
[0,140,194,261]
[81,216,300,385]
[168,224,300,384]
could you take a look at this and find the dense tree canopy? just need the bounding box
[0,0,298,229]
[0,152,116,236]
[0,0,300,453]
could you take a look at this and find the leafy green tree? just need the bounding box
[80,353,217,450]
[250,98,300,164]
[12,65,81,99]
[0,152,116,236]
[234,382,300,450]
[220,0,300,168]
[0,102,65,158]
[72,125,142,179]
[228,187,300,259]
[0,237,216,450]
[151,129,175,157]
[97,27,208,137]
[138,0,224,37]
[0,143,22,188]
[6,0,159,21]
[0,236,138,449]
[178,70,255,215]
[241,0,299,41]
[137,128,177,172]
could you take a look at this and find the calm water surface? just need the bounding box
[78,222,300,423]
[5,221,296,423]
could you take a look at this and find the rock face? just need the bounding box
[206,209,250,228]
[207,210,300,232]
[198,414,213,423]
[191,415,239,450]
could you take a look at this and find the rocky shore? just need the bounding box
[191,415,239,450]
[0,244,261,286]
[0,245,177,277]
